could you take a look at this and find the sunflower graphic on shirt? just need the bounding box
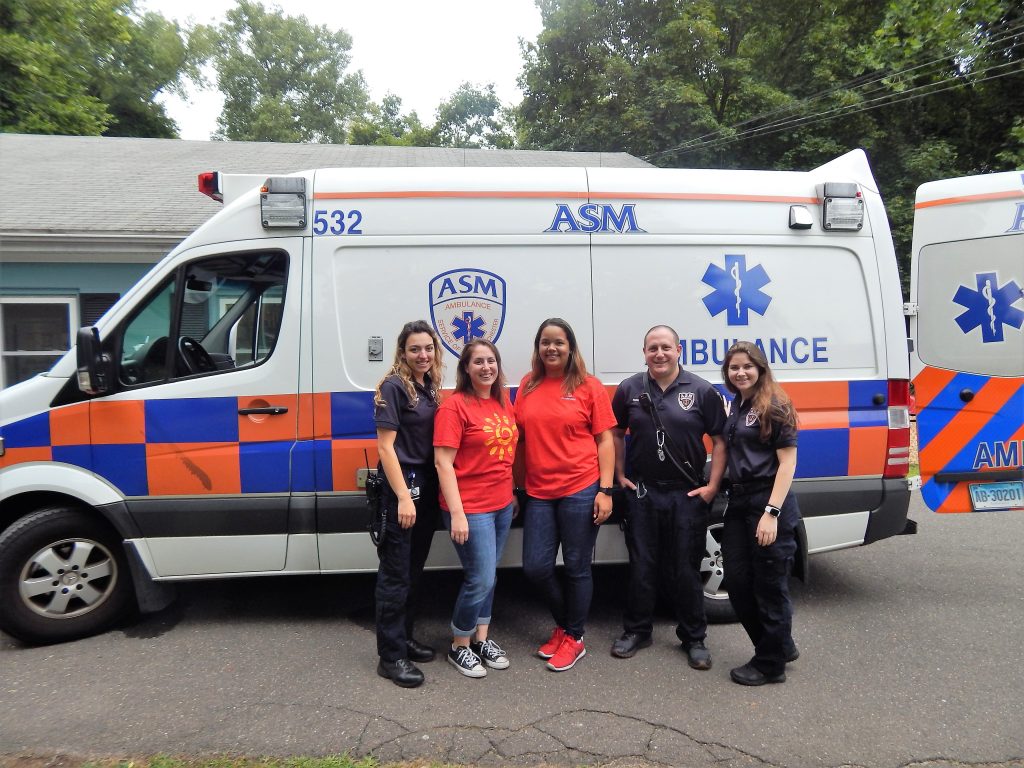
[483,412,517,460]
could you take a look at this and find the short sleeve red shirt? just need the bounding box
[513,375,617,499]
[433,392,519,514]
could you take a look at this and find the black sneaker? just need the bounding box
[447,644,487,678]
[682,640,713,670]
[471,638,510,669]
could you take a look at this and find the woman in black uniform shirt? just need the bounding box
[374,321,444,688]
[721,341,800,686]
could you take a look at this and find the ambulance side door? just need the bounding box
[104,240,304,573]
[910,178,1024,513]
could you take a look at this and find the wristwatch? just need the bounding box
[598,487,615,496]
[765,504,781,518]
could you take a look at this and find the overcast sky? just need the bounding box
[141,0,544,140]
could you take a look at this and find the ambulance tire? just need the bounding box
[0,506,134,644]
[702,522,737,623]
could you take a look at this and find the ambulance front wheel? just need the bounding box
[0,506,134,644]
[702,522,737,623]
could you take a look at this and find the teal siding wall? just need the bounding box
[0,263,151,296]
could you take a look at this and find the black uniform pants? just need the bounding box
[623,482,709,643]
[375,466,440,662]
[722,488,799,677]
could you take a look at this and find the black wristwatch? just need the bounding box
[764,504,781,518]
[598,486,615,496]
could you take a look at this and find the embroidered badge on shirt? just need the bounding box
[745,410,760,427]
[678,392,694,411]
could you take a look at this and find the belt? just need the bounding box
[727,477,775,495]
[639,478,695,491]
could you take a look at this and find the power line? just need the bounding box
[657,65,1023,160]
[643,18,1024,161]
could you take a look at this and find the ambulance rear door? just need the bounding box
[909,171,1024,512]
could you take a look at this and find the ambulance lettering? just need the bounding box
[429,268,506,358]
[1007,202,1024,233]
[952,271,1024,343]
[973,440,1021,470]
[545,203,645,233]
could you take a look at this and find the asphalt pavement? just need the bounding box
[2,494,1023,767]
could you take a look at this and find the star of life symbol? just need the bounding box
[952,271,1024,343]
[745,410,760,427]
[701,254,772,326]
[429,268,506,357]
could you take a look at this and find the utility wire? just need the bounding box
[644,18,1024,161]
[659,65,1023,159]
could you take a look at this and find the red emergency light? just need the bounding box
[197,172,223,202]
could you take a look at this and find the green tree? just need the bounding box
[434,82,516,148]
[210,0,369,143]
[349,93,437,146]
[1,0,205,137]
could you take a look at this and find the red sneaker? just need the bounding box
[546,634,586,671]
[537,626,566,659]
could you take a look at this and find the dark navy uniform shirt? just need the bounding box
[612,368,726,483]
[373,374,438,466]
[724,395,798,482]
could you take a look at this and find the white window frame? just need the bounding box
[0,296,79,389]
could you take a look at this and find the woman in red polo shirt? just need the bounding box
[514,318,616,672]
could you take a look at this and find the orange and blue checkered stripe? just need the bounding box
[914,366,1024,512]
[1,380,895,498]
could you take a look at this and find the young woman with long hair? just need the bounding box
[434,340,520,678]
[373,320,444,688]
[720,341,801,686]
[513,318,616,672]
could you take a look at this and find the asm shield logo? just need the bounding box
[429,268,506,357]
[701,254,772,326]
[952,271,1024,343]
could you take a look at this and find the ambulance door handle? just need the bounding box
[238,406,289,415]
[959,389,975,403]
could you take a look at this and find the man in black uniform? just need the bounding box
[610,325,726,669]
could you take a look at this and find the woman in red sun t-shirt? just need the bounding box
[434,339,519,679]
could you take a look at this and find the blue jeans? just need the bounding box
[522,481,600,639]
[444,503,514,637]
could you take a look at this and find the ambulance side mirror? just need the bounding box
[76,327,111,396]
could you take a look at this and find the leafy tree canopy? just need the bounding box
[0,0,206,137]
[209,0,369,143]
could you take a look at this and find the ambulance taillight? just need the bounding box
[198,172,223,202]
[884,379,912,478]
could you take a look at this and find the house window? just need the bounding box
[0,297,78,388]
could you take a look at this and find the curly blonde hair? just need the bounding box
[373,321,444,408]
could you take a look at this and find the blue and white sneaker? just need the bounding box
[448,644,487,678]
[471,638,510,670]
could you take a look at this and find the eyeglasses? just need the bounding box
[638,392,653,413]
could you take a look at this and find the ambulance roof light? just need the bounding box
[260,176,307,229]
[198,172,223,202]
[822,181,864,231]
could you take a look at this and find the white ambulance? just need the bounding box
[0,149,923,643]
[908,171,1024,514]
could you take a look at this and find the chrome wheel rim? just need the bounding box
[18,537,118,619]
[701,523,729,602]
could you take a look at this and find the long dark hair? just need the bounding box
[454,339,507,406]
[373,320,444,408]
[522,317,589,396]
[721,341,797,442]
